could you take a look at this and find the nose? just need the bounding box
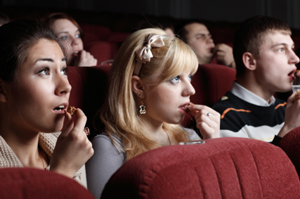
[289,49,300,64]
[206,35,214,43]
[71,36,80,46]
[182,81,195,97]
[55,74,72,96]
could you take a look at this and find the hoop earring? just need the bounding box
[139,104,146,114]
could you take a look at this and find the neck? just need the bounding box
[139,115,172,146]
[236,75,274,103]
[0,120,47,169]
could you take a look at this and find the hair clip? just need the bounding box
[133,34,165,76]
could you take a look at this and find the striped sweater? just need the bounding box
[213,91,286,142]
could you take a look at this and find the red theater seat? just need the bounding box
[191,63,236,107]
[279,126,300,176]
[102,137,300,199]
[0,168,94,199]
[68,65,110,136]
[85,41,114,64]
[80,24,111,44]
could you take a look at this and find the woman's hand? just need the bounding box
[74,50,97,66]
[188,104,220,139]
[50,108,94,178]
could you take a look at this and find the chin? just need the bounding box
[168,116,185,124]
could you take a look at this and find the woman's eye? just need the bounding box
[75,33,81,38]
[61,67,68,76]
[39,68,50,75]
[188,75,192,82]
[278,48,284,52]
[170,76,180,84]
[59,35,68,41]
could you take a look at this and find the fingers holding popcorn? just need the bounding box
[51,107,93,178]
[187,103,220,139]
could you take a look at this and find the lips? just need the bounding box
[179,102,192,114]
[72,51,79,57]
[289,69,297,82]
[53,104,67,114]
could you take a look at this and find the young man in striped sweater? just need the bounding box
[212,16,300,145]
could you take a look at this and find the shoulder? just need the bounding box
[183,128,200,140]
[92,133,124,155]
[92,133,121,146]
[212,91,238,110]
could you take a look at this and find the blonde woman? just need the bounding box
[86,28,220,198]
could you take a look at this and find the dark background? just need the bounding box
[1,0,300,28]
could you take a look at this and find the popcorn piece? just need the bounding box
[67,106,77,116]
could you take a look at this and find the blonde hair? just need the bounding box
[100,28,198,160]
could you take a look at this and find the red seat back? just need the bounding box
[80,24,111,43]
[279,126,300,175]
[191,63,236,107]
[102,137,300,199]
[68,65,110,136]
[0,168,94,199]
[85,41,114,64]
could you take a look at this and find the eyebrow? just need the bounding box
[34,58,67,63]
[194,33,211,37]
[57,29,80,34]
[57,31,69,34]
[272,42,295,48]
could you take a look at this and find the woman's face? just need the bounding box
[5,39,71,133]
[52,19,83,65]
[141,69,195,126]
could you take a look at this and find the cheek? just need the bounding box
[78,39,84,49]
[147,87,177,109]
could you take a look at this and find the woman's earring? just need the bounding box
[139,104,146,114]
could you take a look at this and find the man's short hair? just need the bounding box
[234,16,291,77]
[175,19,207,43]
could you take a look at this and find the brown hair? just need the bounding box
[44,12,83,38]
[0,19,59,81]
[233,16,291,77]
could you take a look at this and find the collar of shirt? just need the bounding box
[231,81,276,106]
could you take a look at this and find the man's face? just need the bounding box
[185,23,215,64]
[253,31,299,95]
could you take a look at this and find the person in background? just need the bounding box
[86,28,220,198]
[212,16,300,145]
[0,19,94,187]
[44,13,97,66]
[176,19,236,69]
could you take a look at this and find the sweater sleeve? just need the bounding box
[86,134,125,199]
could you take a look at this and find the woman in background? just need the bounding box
[45,13,97,66]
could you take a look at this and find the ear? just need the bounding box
[131,75,145,98]
[242,52,256,71]
[0,79,7,103]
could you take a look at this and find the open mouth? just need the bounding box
[179,102,193,114]
[53,105,66,112]
[72,51,80,57]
